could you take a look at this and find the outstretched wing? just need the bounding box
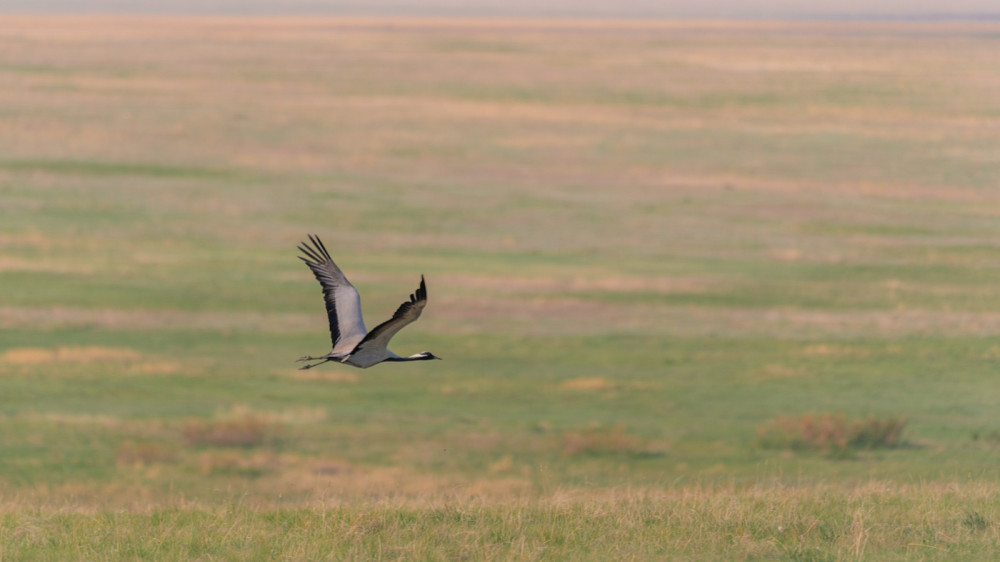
[351,276,427,355]
[298,234,367,352]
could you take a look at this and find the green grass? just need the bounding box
[3,15,1000,559]
[0,159,242,180]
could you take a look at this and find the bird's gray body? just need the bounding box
[296,235,439,369]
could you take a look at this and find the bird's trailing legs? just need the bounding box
[296,355,332,370]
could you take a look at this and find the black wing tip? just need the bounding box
[307,234,333,261]
[298,236,331,265]
[298,232,333,261]
[298,247,321,266]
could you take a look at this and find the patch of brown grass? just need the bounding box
[311,459,354,476]
[181,407,271,448]
[757,364,804,379]
[757,413,907,458]
[559,377,617,391]
[128,361,183,375]
[0,347,186,377]
[196,450,280,476]
[285,369,359,383]
[307,467,535,505]
[116,441,179,467]
[560,424,659,456]
[1,346,142,364]
[179,405,324,449]
[453,431,507,451]
[19,412,121,428]
[0,306,315,335]
[182,417,267,448]
[445,273,713,294]
[0,256,94,274]
[239,404,328,425]
[800,344,872,358]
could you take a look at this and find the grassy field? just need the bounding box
[3,15,1000,559]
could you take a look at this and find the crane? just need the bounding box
[295,235,440,369]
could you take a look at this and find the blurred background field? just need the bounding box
[3,15,1000,558]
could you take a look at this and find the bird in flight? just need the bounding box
[295,234,441,369]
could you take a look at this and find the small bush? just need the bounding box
[182,414,268,448]
[196,450,277,477]
[757,413,906,458]
[962,510,991,532]
[561,424,653,456]
[116,441,178,467]
[970,429,1000,445]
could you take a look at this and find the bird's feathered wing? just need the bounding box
[298,235,368,354]
[351,276,427,356]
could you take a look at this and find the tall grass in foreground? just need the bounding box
[2,483,999,560]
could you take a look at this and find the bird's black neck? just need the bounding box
[384,354,435,362]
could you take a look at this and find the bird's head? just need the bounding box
[414,351,442,361]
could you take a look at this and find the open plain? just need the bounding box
[3,15,1000,559]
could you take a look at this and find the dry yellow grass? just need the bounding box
[756,363,806,379]
[0,306,314,334]
[126,361,183,375]
[0,256,95,274]
[800,344,876,358]
[1,346,143,364]
[284,368,360,383]
[558,376,618,391]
